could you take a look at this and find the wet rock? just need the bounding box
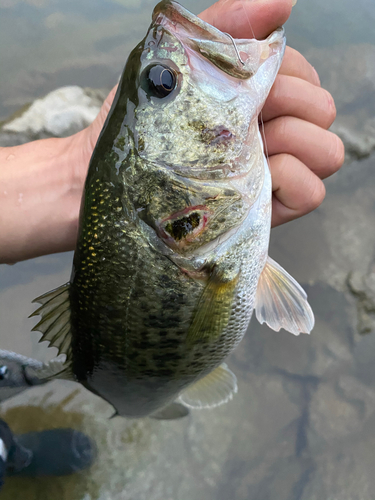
[0,86,107,146]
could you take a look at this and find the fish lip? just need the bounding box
[153,2,285,45]
[264,26,285,45]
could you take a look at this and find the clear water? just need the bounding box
[1,1,375,499]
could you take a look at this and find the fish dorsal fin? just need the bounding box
[186,271,239,344]
[151,402,190,420]
[30,283,73,358]
[255,257,314,335]
[179,363,237,409]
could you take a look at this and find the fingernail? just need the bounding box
[292,0,298,6]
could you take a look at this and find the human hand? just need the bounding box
[79,0,344,228]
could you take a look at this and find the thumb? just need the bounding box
[199,0,293,39]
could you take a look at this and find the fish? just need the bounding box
[28,0,314,420]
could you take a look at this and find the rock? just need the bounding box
[0,86,107,146]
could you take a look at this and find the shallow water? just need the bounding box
[1,0,375,499]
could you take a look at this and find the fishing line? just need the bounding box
[238,0,270,164]
[239,0,256,40]
[229,0,269,165]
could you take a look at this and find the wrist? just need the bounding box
[0,133,89,264]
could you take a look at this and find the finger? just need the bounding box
[199,0,293,40]
[279,46,321,86]
[262,75,336,129]
[270,153,326,227]
[264,117,345,178]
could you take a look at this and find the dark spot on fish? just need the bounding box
[137,136,145,152]
[159,338,180,349]
[165,212,200,241]
[115,136,126,151]
[133,341,154,351]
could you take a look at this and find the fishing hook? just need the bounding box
[223,32,245,66]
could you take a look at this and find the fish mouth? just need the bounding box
[152,1,286,80]
[157,205,210,250]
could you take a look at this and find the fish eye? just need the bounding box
[140,64,177,99]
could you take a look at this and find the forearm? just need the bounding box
[0,133,87,264]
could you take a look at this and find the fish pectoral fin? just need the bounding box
[179,363,238,409]
[255,256,315,336]
[186,270,240,344]
[151,402,190,420]
[30,283,73,358]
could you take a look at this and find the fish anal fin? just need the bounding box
[255,256,315,336]
[186,271,239,344]
[179,363,237,409]
[29,283,73,357]
[151,402,189,420]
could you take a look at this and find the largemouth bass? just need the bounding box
[29,0,314,419]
